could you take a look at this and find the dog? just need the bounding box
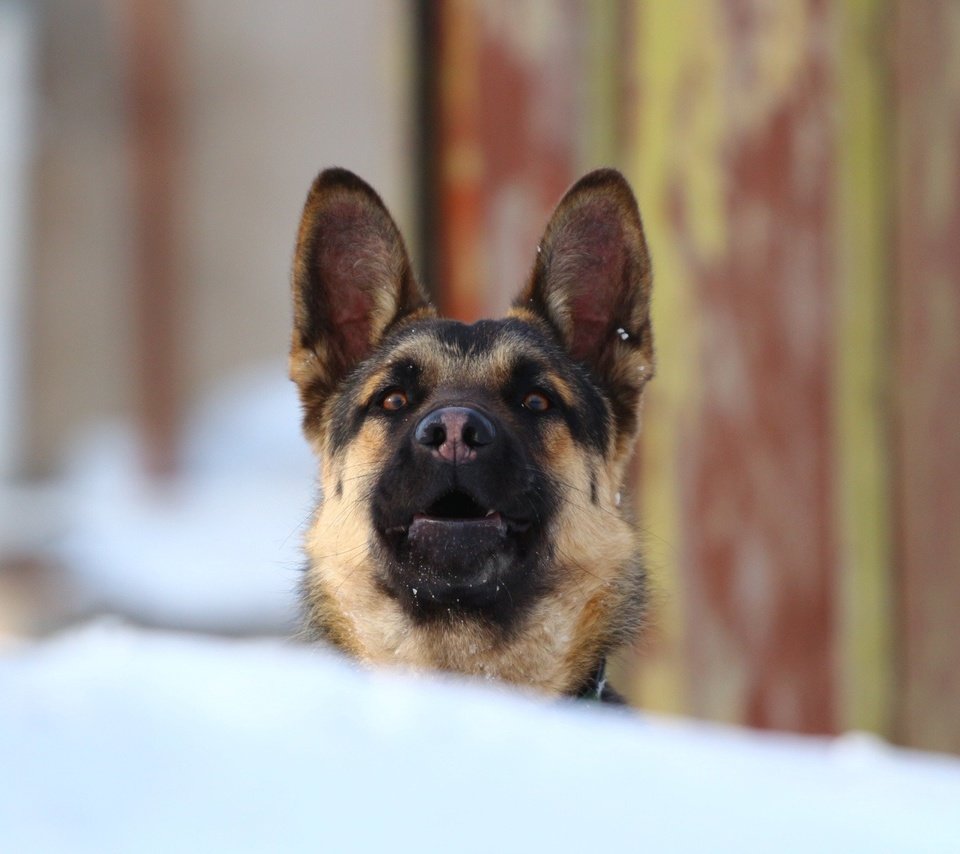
[289,167,654,701]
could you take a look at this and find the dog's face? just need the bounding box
[290,168,654,696]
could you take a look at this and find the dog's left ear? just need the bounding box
[514,169,654,443]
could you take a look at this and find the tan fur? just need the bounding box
[302,459,640,693]
[292,167,653,697]
[301,331,644,695]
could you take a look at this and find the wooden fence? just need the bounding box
[426,0,960,754]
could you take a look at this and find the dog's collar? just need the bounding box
[575,658,610,702]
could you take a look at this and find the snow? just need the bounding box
[53,366,314,632]
[2,623,959,853]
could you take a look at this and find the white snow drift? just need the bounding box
[2,623,958,853]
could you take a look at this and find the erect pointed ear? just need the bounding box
[290,168,433,430]
[513,169,655,444]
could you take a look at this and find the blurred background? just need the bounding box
[0,0,957,755]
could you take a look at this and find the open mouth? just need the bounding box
[422,489,495,522]
[383,490,530,537]
[375,485,541,617]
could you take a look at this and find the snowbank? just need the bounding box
[2,623,958,853]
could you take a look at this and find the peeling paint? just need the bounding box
[631,0,839,734]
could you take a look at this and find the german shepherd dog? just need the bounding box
[289,168,654,701]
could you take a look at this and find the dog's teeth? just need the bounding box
[485,509,496,516]
[616,327,630,341]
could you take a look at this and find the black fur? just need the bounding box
[291,167,654,699]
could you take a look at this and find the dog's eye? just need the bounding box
[381,390,409,412]
[522,391,551,413]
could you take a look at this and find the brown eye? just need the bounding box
[522,391,551,412]
[381,390,408,411]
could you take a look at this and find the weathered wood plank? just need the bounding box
[127,0,183,476]
[834,0,895,738]
[435,0,584,320]
[629,0,840,734]
[893,0,960,754]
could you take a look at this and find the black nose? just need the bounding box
[414,406,496,464]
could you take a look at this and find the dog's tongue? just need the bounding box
[409,512,507,540]
[402,512,511,605]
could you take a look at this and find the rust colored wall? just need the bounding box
[628,1,840,734]
[685,44,838,733]
[436,0,585,320]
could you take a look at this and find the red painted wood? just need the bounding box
[680,0,839,734]
[436,2,585,321]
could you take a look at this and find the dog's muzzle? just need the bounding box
[373,403,543,617]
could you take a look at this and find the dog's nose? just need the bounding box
[414,406,496,464]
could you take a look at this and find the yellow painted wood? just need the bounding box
[589,2,639,697]
[622,0,732,715]
[835,0,895,737]
[581,1,620,170]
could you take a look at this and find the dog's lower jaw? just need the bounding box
[377,521,521,614]
[302,450,645,697]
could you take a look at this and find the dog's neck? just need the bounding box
[573,657,622,704]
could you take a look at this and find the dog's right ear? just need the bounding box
[290,168,433,431]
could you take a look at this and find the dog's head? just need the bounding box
[290,168,654,695]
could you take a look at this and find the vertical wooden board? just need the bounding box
[630,0,840,733]
[893,1,960,754]
[623,0,709,717]
[128,0,183,477]
[436,0,585,320]
[436,0,484,319]
[0,3,32,481]
[834,0,895,738]
[582,0,622,169]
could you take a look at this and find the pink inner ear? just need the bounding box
[312,199,396,367]
[334,285,376,366]
[556,211,628,361]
